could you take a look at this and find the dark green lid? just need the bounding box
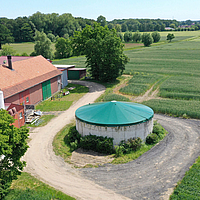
[75,101,154,127]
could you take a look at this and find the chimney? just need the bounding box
[0,90,5,110]
[7,55,12,70]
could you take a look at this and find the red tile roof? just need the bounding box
[0,55,62,99]
[0,56,31,65]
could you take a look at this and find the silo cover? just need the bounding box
[75,101,154,127]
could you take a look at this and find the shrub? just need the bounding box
[124,31,133,42]
[65,126,81,145]
[118,137,142,154]
[142,33,153,47]
[152,123,166,139]
[146,133,159,144]
[80,134,114,154]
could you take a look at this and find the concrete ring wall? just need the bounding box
[76,118,154,146]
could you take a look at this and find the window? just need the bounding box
[19,112,23,119]
[26,97,29,103]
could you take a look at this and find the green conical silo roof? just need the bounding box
[75,101,154,127]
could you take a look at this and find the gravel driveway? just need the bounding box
[23,81,200,200]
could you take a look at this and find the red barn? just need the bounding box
[0,55,62,106]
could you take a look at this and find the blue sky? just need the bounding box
[1,0,200,21]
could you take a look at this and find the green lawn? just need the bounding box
[4,172,75,200]
[36,83,89,112]
[9,42,55,56]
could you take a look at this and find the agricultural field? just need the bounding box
[119,73,163,95]
[170,156,200,199]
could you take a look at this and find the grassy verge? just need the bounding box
[4,172,75,200]
[36,83,89,112]
[170,156,200,199]
[36,101,73,112]
[53,122,75,161]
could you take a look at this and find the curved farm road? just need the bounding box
[23,81,128,200]
[23,81,200,200]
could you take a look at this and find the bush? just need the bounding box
[124,31,133,42]
[118,137,142,154]
[80,134,114,154]
[146,133,159,144]
[65,126,81,145]
[151,31,161,43]
[132,31,141,42]
[142,33,153,47]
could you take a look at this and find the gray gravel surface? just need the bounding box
[79,114,200,200]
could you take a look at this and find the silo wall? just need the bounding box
[76,118,153,146]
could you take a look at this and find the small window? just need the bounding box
[26,97,29,103]
[19,112,23,119]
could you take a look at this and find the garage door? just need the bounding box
[42,80,52,100]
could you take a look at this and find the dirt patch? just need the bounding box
[71,148,114,168]
[124,43,143,49]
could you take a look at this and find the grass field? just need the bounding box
[4,172,75,200]
[170,156,200,199]
[9,42,55,56]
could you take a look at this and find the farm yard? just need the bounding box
[3,31,200,199]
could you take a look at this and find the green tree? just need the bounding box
[132,31,141,42]
[0,109,29,199]
[167,33,175,42]
[0,44,16,56]
[114,24,121,32]
[72,23,129,82]
[47,33,56,42]
[54,37,72,59]
[33,31,53,59]
[0,24,14,49]
[97,15,107,27]
[142,33,153,47]
[151,31,161,43]
[121,23,128,32]
[124,31,132,42]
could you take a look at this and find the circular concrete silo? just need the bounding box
[75,101,154,146]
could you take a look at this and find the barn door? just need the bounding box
[42,80,52,100]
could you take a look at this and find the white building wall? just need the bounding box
[76,118,153,146]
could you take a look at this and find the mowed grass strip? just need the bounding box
[159,75,200,100]
[143,99,200,119]
[4,172,75,200]
[170,156,200,200]
[36,101,73,112]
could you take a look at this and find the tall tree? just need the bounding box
[0,109,29,199]
[54,37,72,59]
[0,24,14,49]
[167,33,175,42]
[72,23,129,82]
[97,15,107,27]
[151,31,161,43]
[33,31,53,59]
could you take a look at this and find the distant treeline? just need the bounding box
[0,12,200,44]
